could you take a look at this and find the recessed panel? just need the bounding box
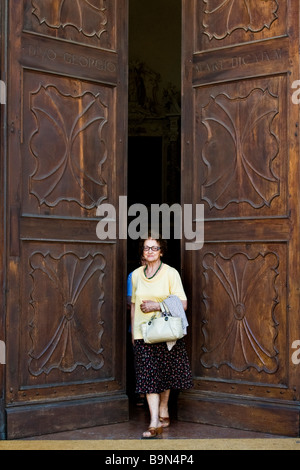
[24,0,116,51]
[22,70,116,218]
[192,242,287,388]
[194,75,288,219]
[15,241,118,401]
[196,0,287,52]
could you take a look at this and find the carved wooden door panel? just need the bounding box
[179,0,300,436]
[5,0,128,438]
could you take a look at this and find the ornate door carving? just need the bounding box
[180,0,300,436]
[4,0,128,438]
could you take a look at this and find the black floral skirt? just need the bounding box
[133,338,193,394]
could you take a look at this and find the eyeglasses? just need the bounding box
[143,246,161,252]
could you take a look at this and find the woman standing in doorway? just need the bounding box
[131,234,193,439]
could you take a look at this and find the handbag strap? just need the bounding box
[161,301,172,316]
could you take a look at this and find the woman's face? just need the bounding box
[142,238,162,263]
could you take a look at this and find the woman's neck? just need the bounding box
[144,260,162,279]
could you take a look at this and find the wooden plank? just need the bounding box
[6,395,128,439]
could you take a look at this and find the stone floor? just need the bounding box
[1,400,298,450]
[24,400,290,442]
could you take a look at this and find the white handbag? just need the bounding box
[141,302,184,344]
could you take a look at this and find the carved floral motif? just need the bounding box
[31,0,108,38]
[201,88,279,209]
[29,85,108,208]
[28,252,106,375]
[201,252,279,373]
[203,0,279,40]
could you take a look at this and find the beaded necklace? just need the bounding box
[144,261,162,279]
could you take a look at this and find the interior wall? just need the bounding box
[129,0,181,94]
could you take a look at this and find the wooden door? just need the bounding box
[0,0,5,440]
[179,0,300,436]
[4,0,128,439]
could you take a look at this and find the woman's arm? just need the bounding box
[140,299,187,312]
[140,300,161,313]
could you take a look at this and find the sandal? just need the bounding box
[159,417,170,428]
[141,426,163,439]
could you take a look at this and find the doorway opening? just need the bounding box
[127,0,182,273]
[126,0,182,406]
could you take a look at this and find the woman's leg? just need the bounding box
[159,389,170,417]
[159,389,171,427]
[142,393,161,438]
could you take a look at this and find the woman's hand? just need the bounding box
[140,300,160,313]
